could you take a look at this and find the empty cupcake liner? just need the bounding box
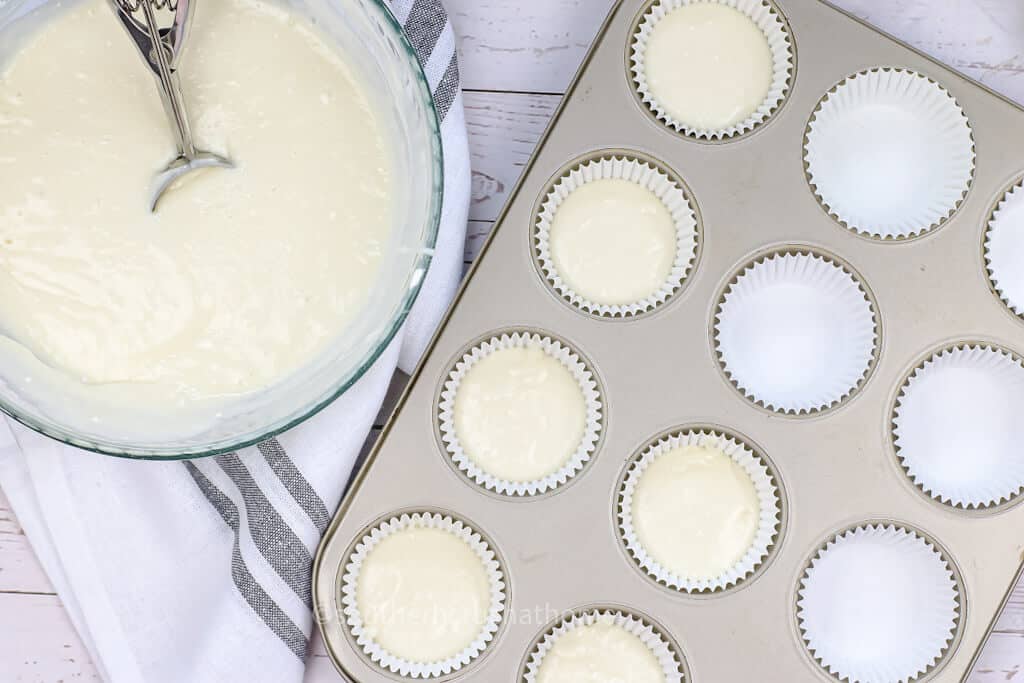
[630,0,794,140]
[893,343,1024,509]
[533,155,699,318]
[522,608,685,683]
[438,331,603,497]
[984,179,1024,318]
[340,511,507,678]
[617,429,781,593]
[797,523,962,683]
[714,249,879,414]
[805,68,975,239]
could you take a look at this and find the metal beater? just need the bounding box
[109,0,232,210]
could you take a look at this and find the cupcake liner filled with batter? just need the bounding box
[438,331,603,496]
[714,249,879,414]
[797,523,962,682]
[893,343,1024,510]
[340,511,506,678]
[533,155,699,318]
[630,0,794,140]
[617,428,781,593]
[984,179,1024,318]
[805,68,975,239]
[521,608,685,683]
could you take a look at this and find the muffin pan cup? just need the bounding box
[521,607,687,682]
[804,67,976,240]
[796,522,964,683]
[892,343,1024,511]
[984,178,1024,318]
[314,0,1024,680]
[629,0,795,140]
[533,153,700,318]
[437,331,604,497]
[339,511,508,678]
[617,428,782,594]
[713,248,880,415]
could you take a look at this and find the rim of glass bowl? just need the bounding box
[0,0,444,460]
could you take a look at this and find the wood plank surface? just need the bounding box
[3,0,1024,680]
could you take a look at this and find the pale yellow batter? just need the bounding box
[356,526,491,662]
[453,345,586,482]
[0,0,391,431]
[549,179,676,306]
[643,2,773,130]
[536,619,663,683]
[633,443,759,580]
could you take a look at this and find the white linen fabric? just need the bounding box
[0,1,469,680]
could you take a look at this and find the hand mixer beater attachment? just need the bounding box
[110,0,233,211]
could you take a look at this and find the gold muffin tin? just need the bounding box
[313,0,1024,679]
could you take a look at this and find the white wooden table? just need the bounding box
[3,0,1024,679]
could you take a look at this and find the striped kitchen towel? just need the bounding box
[0,1,470,681]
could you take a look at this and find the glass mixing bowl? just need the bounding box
[0,0,443,458]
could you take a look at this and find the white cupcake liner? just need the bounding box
[805,68,975,239]
[617,429,781,593]
[438,332,603,496]
[984,179,1024,317]
[797,523,962,683]
[714,250,879,414]
[893,343,1024,509]
[630,0,794,140]
[522,608,685,682]
[533,155,699,318]
[340,512,507,678]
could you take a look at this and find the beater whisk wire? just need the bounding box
[115,0,178,13]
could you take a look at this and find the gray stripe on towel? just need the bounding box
[184,462,308,660]
[403,0,448,70]
[433,51,459,121]
[215,452,314,609]
[257,438,331,534]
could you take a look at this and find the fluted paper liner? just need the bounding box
[984,180,1024,317]
[893,343,1024,509]
[340,512,507,678]
[617,429,780,593]
[522,608,685,682]
[805,68,975,239]
[630,0,794,140]
[438,332,603,496]
[797,524,961,683]
[714,250,878,414]
[534,155,699,317]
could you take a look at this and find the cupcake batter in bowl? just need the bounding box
[0,0,439,452]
